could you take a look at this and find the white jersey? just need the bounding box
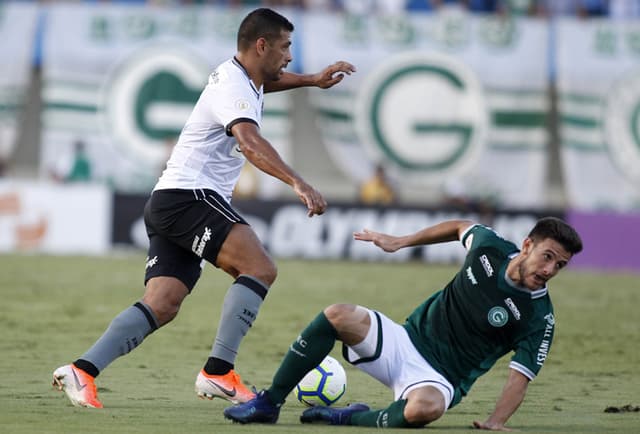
[154,57,264,203]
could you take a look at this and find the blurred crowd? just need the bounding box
[11,1,640,19]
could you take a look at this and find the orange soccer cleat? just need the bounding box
[195,369,255,404]
[52,364,103,409]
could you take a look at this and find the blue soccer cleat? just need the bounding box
[300,402,370,425]
[223,390,281,424]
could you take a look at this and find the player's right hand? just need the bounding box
[353,229,402,252]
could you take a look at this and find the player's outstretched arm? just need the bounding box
[472,369,529,431]
[353,229,404,252]
[354,219,474,252]
[232,121,326,217]
[264,61,356,93]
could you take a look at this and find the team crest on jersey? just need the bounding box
[488,306,509,327]
[235,99,251,111]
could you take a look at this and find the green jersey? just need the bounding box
[404,224,555,408]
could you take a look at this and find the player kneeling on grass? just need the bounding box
[224,217,583,430]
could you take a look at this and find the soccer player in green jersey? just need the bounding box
[224,217,583,430]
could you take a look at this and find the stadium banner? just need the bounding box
[299,11,549,209]
[0,2,39,168]
[556,18,640,211]
[112,192,553,264]
[0,181,111,254]
[114,193,640,271]
[40,4,296,196]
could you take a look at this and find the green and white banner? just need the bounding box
[301,10,549,209]
[556,18,640,211]
[42,4,293,195]
[0,3,39,167]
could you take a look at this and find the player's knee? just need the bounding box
[404,395,445,426]
[142,278,187,326]
[146,299,181,326]
[253,257,277,286]
[323,304,357,327]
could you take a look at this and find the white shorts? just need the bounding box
[343,309,454,409]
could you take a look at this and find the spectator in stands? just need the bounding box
[609,0,640,19]
[302,0,342,11]
[407,0,504,14]
[406,0,460,12]
[441,178,496,218]
[465,0,502,13]
[534,0,608,18]
[501,0,537,15]
[64,139,92,183]
[359,164,397,206]
[341,0,375,14]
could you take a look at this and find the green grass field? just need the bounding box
[0,254,638,433]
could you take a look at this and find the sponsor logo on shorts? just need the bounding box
[488,306,508,327]
[145,255,158,270]
[192,227,212,257]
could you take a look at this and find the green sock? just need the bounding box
[350,399,416,428]
[267,312,337,404]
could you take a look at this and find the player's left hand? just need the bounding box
[472,420,515,431]
[313,61,356,89]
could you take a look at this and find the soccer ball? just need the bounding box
[295,355,347,406]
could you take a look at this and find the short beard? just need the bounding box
[516,261,527,288]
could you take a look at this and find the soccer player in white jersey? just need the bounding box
[52,8,356,409]
[224,217,582,431]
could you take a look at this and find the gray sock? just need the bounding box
[80,302,159,372]
[211,275,268,364]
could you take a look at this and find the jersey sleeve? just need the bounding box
[207,76,260,136]
[461,224,497,251]
[510,313,555,380]
[460,224,519,257]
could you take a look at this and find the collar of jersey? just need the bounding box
[501,253,548,299]
[232,56,261,97]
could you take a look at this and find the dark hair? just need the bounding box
[528,216,583,254]
[237,8,294,51]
